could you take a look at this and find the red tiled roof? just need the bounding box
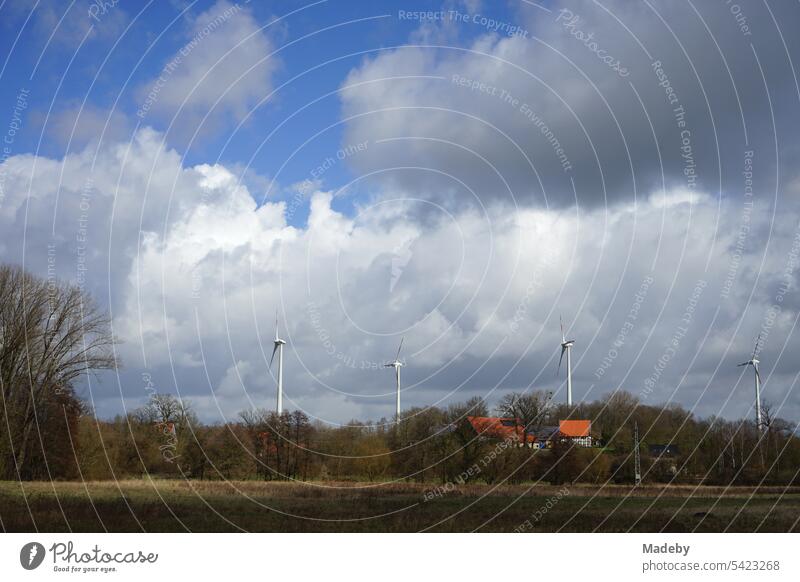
[559,419,591,437]
[155,421,176,435]
[467,417,535,443]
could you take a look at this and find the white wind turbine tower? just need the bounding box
[385,337,404,420]
[557,316,576,406]
[737,333,764,432]
[270,313,287,414]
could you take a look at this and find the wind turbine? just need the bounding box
[270,313,287,414]
[738,333,764,432]
[385,337,404,420]
[557,316,575,406]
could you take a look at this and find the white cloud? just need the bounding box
[2,128,799,425]
[12,0,129,48]
[136,0,278,139]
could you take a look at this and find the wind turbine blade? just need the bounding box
[557,345,565,376]
[395,337,404,361]
[737,362,749,367]
[752,332,761,359]
[270,343,278,368]
[560,315,565,342]
[754,365,761,384]
[274,310,279,341]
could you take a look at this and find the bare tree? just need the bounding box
[496,390,552,432]
[0,263,117,479]
[137,393,192,427]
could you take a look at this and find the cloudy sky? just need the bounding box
[1,0,799,425]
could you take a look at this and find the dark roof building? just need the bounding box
[536,426,560,442]
[649,444,679,457]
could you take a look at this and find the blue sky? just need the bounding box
[0,0,529,223]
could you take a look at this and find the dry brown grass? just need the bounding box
[2,479,799,532]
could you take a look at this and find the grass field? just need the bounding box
[2,480,799,532]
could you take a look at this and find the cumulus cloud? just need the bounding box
[2,128,799,425]
[136,0,278,140]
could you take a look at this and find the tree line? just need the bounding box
[53,390,800,487]
[2,263,799,487]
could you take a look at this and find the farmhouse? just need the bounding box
[558,420,593,447]
[534,426,560,448]
[467,416,535,446]
[466,417,596,448]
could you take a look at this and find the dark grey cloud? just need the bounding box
[339,0,800,212]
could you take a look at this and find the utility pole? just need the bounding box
[634,422,642,486]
